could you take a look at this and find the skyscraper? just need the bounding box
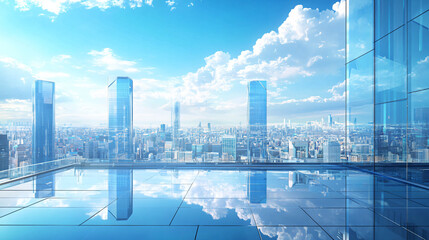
[32,80,55,164]
[328,114,333,127]
[108,77,134,161]
[247,80,267,162]
[172,101,180,150]
[222,135,236,161]
[0,134,9,171]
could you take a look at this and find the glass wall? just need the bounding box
[347,0,429,186]
[346,52,374,165]
[347,0,374,62]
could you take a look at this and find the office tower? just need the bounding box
[160,124,166,132]
[222,135,236,161]
[172,101,180,150]
[207,123,211,132]
[0,134,9,171]
[247,171,267,203]
[346,0,429,182]
[84,140,98,159]
[323,141,340,163]
[109,169,133,220]
[108,77,134,161]
[288,140,309,160]
[328,114,333,127]
[247,80,267,162]
[32,80,55,164]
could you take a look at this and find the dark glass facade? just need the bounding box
[0,134,9,171]
[108,77,134,161]
[247,80,267,162]
[347,0,429,185]
[32,80,55,164]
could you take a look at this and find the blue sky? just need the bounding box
[0,0,345,127]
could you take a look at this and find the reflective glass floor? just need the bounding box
[0,167,428,239]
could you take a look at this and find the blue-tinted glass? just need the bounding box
[408,90,429,187]
[375,100,407,179]
[347,52,374,164]
[248,80,267,162]
[408,11,429,92]
[32,80,55,164]
[347,0,374,61]
[108,77,134,161]
[173,101,180,150]
[409,0,429,20]
[375,0,406,40]
[375,27,407,104]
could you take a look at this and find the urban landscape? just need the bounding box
[0,0,428,239]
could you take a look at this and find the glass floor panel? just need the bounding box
[0,167,427,239]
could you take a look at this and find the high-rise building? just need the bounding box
[172,101,180,150]
[323,141,341,163]
[328,114,333,127]
[222,135,236,161]
[160,124,166,132]
[32,80,55,164]
[346,0,429,182]
[0,134,9,171]
[108,77,134,161]
[247,80,267,162]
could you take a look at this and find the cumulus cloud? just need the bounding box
[12,0,158,15]
[175,1,345,117]
[89,48,140,73]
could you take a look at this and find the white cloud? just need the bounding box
[88,48,140,73]
[188,2,193,7]
[165,0,174,6]
[34,71,70,80]
[175,1,345,110]
[51,54,72,63]
[418,56,429,64]
[13,0,155,15]
[0,57,32,73]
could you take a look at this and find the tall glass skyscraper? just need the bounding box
[247,80,267,162]
[347,0,429,185]
[32,80,55,164]
[172,101,180,150]
[108,77,134,161]
[0,134,9,171]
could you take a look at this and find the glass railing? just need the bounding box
[0,157,81,184]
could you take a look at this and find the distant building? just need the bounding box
[328,114,333,127]
[0,134,9,171]
[33,80,55,164]
[108,77,134,161]
[84,140,98,159]
[160,124,166,133]
[323,141,341,163]
[289,140,309,160]
[172,101,180,150]
[247,80,267,162]
[222,135,237,160]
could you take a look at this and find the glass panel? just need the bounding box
[374,100,407,180]
[375,26,407,104]
[346,52,374,165]
[408,11,429,92]
[408,90,429,186]
[347,0,374,62]
[409,0,429,20]
[375,0,406,40]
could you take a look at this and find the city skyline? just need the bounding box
[0,0,346,127]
